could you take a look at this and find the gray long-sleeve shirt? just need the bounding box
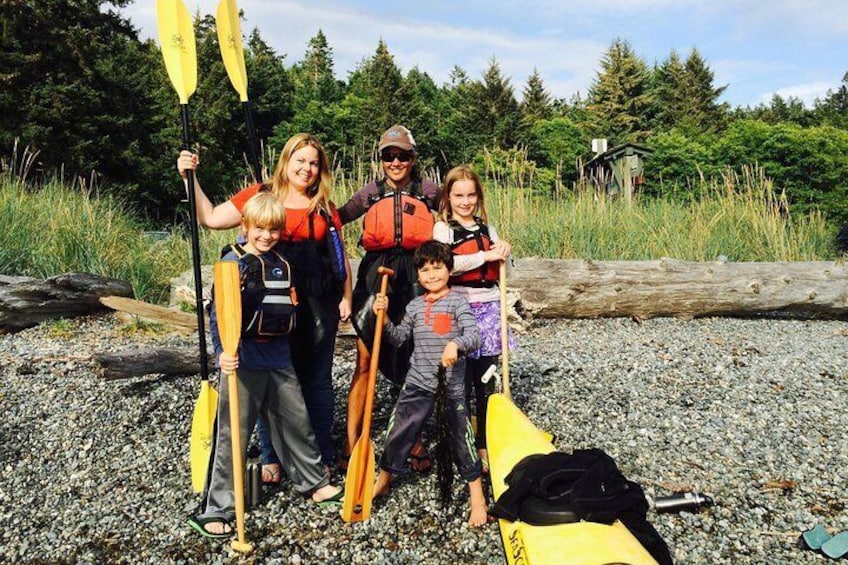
[383,290,481,396]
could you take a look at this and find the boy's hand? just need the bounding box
[441,341,459,367]
[219,351,239,373]
[372,294,388,315]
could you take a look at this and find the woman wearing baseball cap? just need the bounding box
[338,125,440,472]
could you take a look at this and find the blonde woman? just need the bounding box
[178,133,352,475]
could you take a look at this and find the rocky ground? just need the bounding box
[1,313,846,564]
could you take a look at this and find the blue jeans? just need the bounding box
[258,296,338,466]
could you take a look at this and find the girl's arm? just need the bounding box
[488,224,512,261]
[177,150,243,229]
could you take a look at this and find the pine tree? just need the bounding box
[469,57,521,148]
[342,39,404,149]
[275,30,344,155]
[587,38,653,142]
[813,71,848,129]
[682,48,729,132]
[520,68,553,123]
[651,50,689,131]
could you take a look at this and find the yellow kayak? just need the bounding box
[487,393,658,565]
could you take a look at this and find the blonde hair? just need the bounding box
[241,191,285,229]
[438,164,488,223]
[268,133,333,214]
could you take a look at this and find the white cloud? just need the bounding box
[770,81,840,106]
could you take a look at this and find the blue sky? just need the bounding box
[124,0,847,108]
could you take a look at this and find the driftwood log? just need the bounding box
[94,346,205,380]
[509,258,848,320]
[99,295,200,333]
[0,273,133,332]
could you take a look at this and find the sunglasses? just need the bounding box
[380,150,413,163]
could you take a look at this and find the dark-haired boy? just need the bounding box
[371,240,487,526]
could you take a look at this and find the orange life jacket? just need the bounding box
[448,219,499,287]
[360,180,434,251]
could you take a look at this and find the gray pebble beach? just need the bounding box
[1,313,846,564]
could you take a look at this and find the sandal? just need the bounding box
[409,453,432,474]
[188,516,233,540]
[314,488,344,509]
[262,463,281,486]
[822,532,848,559]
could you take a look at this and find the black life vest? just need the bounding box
[223,244,298,337]
[448,219,499,287]
[361,179,434,251]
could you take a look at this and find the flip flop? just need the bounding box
[409,453,432,474]
[315,489,344,509]
[821,531,848,559]
[800,524,831,551]
[188,516,233,540]
[262,463,281,486]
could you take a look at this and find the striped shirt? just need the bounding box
[383,290,480,396]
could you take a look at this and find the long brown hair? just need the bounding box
[437,164,488,223]
[267,133,333,214]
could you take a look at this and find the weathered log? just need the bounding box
[509,258,848,319]
[0,273,133,332]
[94,346,205,380]
[99,296,200,333]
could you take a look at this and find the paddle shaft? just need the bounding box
[226,368,251,551]
[360,267,393,442]
[179,104,210,381]
[499,260,510,398]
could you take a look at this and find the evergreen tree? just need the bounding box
[813,72,848,129]
[394,67,443,165]
[651,50,689,131]
[0,0,167,210]
[468,57,522,149]
[681,48,729,132]
[342,39,404,150]
[520,68,553,123]
[275,30,344,156]
[245,30,293,152]
[587,38,653,142]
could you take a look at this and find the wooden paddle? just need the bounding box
[499,260,511,399]
[156,0,216,494]
[342,266,394,523]
[215,0,262,183]
[213,261,252,554]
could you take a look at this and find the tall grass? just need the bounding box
[481,160,834,262]
[0,145,837,305]
[0,145,236,303]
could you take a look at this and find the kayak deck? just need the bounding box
[487,393,658,565]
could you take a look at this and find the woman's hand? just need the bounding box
[338,296,351,322]
[372,294,388,315]
[177,150,198,179]
[219,351,239,373]
[441,341,459,367]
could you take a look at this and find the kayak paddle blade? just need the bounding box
[341,437,375,523]
[189,380,218,492]
[156,0,197,104]
[215,0,249,102]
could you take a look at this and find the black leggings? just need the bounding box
[466,355,497,449]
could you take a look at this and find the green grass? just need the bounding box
[0,153,838,304]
